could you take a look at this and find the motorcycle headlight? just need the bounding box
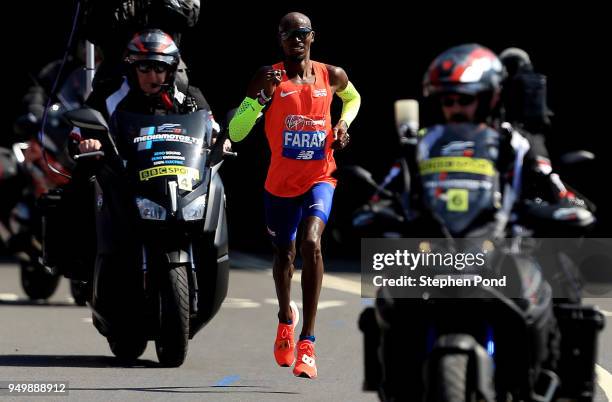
[182,195,207,221]
[136,197,166,220]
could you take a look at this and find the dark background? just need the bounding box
[4,1,608,252]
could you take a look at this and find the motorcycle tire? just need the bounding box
[155,265,190,367]
[108,336,148,361]
[70,280,91,306]
[429,354,476,402]
[20,261,61,300]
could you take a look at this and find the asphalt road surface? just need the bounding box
[0,254,377,402]
[1,253,611,401]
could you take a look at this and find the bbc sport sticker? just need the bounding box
[139,166,199,181]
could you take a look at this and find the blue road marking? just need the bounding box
[213,375,240,387]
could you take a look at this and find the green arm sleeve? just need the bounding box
[336,81,361,127]
[228,97,265,142]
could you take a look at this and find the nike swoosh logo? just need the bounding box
[280,90,298,98]
[309,203,323,209]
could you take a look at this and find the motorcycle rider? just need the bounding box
[79,0,200,96]
[417,44,590,223]
[75,29,228,154]
[62,27,231,366]
[60,29,228,285]
[367,44,595,402]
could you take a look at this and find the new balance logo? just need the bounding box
[296,150,315,160]
[301,354,315,367]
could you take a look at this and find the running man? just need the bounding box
[228,12,361,379]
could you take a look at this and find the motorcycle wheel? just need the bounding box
[70,280,91,306]
[429,354,476,402]
[155,265,190,367]
[20,261,61,300]
[108,336,148,361]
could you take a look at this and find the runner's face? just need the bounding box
[279,21,314,62]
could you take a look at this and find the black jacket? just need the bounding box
[69,76,218,158]
[85,75,210,120]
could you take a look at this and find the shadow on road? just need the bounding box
[70,386,299,395]
[230,250,360,273]
[0,299,80,307]
[0,355,158,368]
[0,379,300,395]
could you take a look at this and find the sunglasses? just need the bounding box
[441,94,477,107]
[135,62,169,74]
[280,27,313,41]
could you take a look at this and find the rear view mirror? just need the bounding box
[560,150,595,166]
[394,99,419,142]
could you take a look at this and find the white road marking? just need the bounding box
[265,268,362,296]
[222,298,261,308]
[596,364,612,401]
[264,299,346,310]
[81,317,93,323]
[600,309,612,317]
[0,293,19,301]
[281,270,361,295]
[321,274,362,295]
[316,300,347,310]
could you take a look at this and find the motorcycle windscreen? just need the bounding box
[43,67,89,151]
[111,109,211,195]
[418,124,501,236]
[57,67,88,111]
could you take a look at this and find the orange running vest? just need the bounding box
[263,61,337,197]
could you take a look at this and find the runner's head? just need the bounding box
[278,12,314,63]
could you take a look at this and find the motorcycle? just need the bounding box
[350,117,603,401]
[0,78,80,301]
[63,106,231,367]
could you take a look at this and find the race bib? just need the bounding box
[282,115,327,160]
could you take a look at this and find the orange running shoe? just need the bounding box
[293,339,317,379]
[273,300,299,367]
